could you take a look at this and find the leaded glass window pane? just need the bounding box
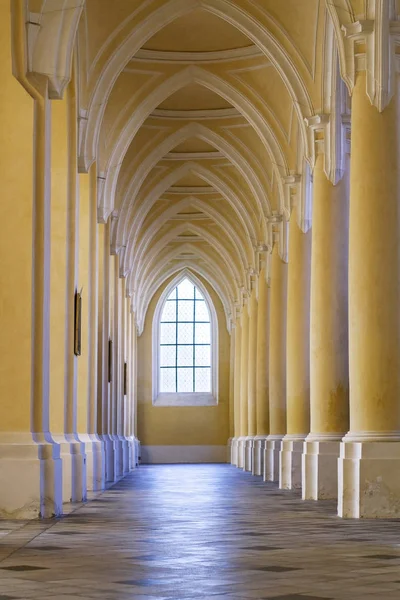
[195,368,211,393]
[195,300,209,321]
[195,345,210,367]
[195,323,210,344]
[177,279,195,299]
[161,301,176,322]
[177,300,194,322]
[178,322,193,345]
[160,368,176,393]
[160,323,176,344]
[177,345,193,366]
[160,345,176,367]
[159,277,212,394]
[177,368,193,392]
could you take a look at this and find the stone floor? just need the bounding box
[1,466,400,599]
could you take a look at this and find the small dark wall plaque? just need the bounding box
[74,290,82,356]
[108,339,112,383]
[108,340,112,382]
[124,362,127,396]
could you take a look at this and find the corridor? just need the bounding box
[0,467,400,599]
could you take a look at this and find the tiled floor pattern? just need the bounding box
[1,465,400,599]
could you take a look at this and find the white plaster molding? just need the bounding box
[133,45,262,64]
[164,151,224,160]
[151,269,219,405]
[343,430,400,442]
[150,107,241,120]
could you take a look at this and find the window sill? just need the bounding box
[153,393,218,407]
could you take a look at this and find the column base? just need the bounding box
[102,435,117,483]
[133,437,141,467]
[338,435,400,518]
[264,435,283,482]
[244,437,254,472]
[252,436,268,476]
[53,435,87,503]
[79,435,105,492]
[302,433,345,500]
[0,434,62,519]
[280,435,307,490]
[230,437,239,466]
[237,436,246,468]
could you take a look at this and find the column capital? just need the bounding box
[305,112,350,186]
[267,213,288,264]
[341,1,400,112]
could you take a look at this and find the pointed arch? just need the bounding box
[98,66,288,221]
[114,122,270,249]
[152,268,219,405]
[81,0,313,170]
[124,161,259,273]
[126,195,253,284]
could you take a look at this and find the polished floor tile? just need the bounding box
[0,464,400,599]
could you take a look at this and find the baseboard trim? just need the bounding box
[141,445,227,464]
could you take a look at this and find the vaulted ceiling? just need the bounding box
[29,0,368,332]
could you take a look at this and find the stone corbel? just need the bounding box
[297,161,313,234]
[26,3,84,100]
[305,111,349,187]
[341,1,400,112]
[282,174,301,221]
[118,246,128,277]
[256,243,271,288]
[78,110,94,173]
[109,212,119,255]
[267,213,288,264]
[233,301,242,323]
[97,174,113,224]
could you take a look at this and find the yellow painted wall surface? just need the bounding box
[0,8,33,432]
[49,97,68,433]
[77,173,90,433]
[137,274,230,446]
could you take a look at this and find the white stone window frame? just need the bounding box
[152,270,219,406]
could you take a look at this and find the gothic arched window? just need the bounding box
[153,273,218,406]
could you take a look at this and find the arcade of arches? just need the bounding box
[1,0,400,522]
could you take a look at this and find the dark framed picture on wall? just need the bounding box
[74,289,82,356]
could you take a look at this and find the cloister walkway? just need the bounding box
[0,465,400,599]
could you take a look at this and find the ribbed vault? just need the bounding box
[63,0,339,332]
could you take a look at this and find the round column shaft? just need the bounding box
[280,217,311,490]
[339,73,400,518]
[253,267,270,476]
[231,317,242,466]
[245,287,258,472]
[303,152,349,500]
[238,305,249,468]
[265,245,287,481]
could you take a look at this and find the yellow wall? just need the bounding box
[137,274,230,446]
[0,8,33,432]
[49,97,68,434]
[77,172,90,433]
